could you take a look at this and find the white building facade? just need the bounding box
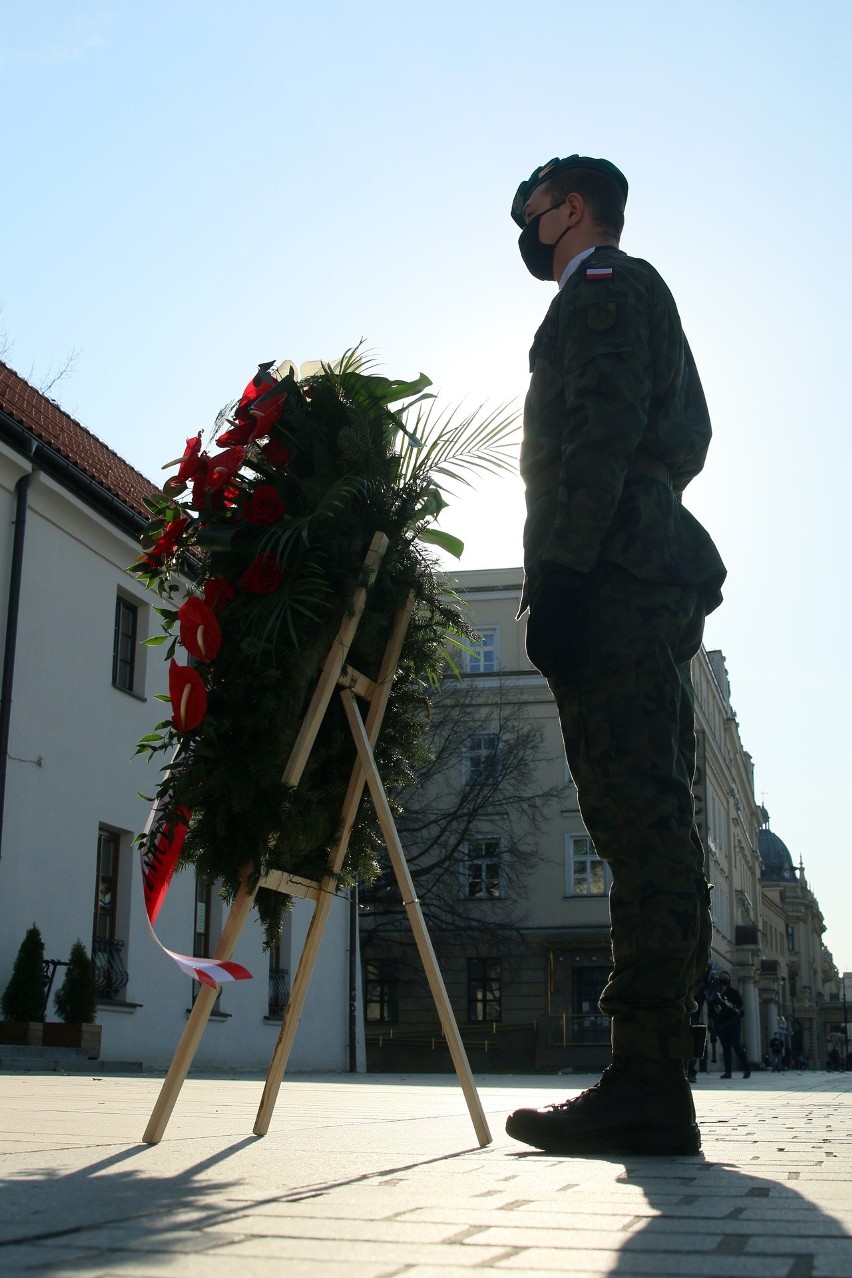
[0,362,360,1072]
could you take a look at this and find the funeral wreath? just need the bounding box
[133,351,517,943]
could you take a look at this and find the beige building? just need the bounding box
[362,564,839,1075]
[758,824,842,1068]
[691,648,764,1063]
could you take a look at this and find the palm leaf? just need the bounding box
[394,398,520,495]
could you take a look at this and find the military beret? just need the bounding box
[511,155,629,227]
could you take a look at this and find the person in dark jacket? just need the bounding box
[710,972,751,1078]
[504,154,726,1157]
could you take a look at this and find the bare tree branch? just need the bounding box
[33,347,81,397]
[360,674,563,945]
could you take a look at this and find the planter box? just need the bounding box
[0,1020,43,1047]
[42,1022,102,1059]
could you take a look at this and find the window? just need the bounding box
[465,837,505,899]
[94,829,120,943]
[468,627,498,674]
[112,596,138,692]
[565,834,607,896]
[365,961,398,1023]
[467,958,501,1022]
[192,873,221,1009]
[92,828,129,1000]
[571,966,610,1043]
[193,874,212,958]
[463,733,498,784]
[268,940,289,1018]
[786,924,797,953]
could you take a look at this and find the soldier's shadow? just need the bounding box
[606,1155,849,1275]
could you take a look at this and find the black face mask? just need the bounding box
[518,203,573,281]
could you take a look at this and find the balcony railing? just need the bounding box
[547,1012,610,1047]
[93,937,129,1000]
[268,967,290,1018]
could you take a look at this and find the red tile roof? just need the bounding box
[0,360,158,520]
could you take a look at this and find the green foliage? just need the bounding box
[1,923,46,1022]
[134,348,519,945]
[53,941,98,1023]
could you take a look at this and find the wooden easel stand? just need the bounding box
[142,533,491,1148]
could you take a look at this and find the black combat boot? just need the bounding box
[505,1056,701,1156]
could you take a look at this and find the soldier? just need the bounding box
[505,155,726,1156]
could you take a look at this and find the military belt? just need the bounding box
[524,451,673,502]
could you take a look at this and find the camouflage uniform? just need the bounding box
[521,245,726,1061]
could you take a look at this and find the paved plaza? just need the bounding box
[0,1068,850,1277]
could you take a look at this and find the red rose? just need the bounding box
[169,660,208,733]
[241,552,285,594]
[244,484,286,526]
[206,446,245,491]
[203,577,237,612]
[262,437,293,468]
[178,596,222,662]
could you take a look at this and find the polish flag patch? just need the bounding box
[586,267,613,280]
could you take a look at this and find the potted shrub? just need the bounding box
[45,940,101,1059]
[0,923,45,1046]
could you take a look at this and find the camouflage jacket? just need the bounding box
[519,246,726,613]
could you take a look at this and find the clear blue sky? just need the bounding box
[3,1,851,971]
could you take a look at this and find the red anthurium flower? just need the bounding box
[241,552,285,594]
[169,660,208,733]
[177,434,206,482]
[244,484,286,526]
[203,577,237,612]
[144,807,192,924]
[206,446,246,491]
[215,417,265,448]
[138,515,190,568]
[178,596,222,662]
[249,386,289,435]
[262,437,293,468]
[234,365,278,425]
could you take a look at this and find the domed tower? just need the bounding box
[757,827,797,884]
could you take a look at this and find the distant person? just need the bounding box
[710,972,750,1079]
[501,152,726,1157]
[769,1033,784,1073]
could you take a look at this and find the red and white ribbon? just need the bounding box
[138,787,252,986]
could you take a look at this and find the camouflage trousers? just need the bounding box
[543,563,712,1061]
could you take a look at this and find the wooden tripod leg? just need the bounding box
[141,535,390,1144]
[253,599,416,1136]
[142,878,256,1145]
[341,691,492,1148]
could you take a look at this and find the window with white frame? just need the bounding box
[464,836,505,899]
[467,627,498,674]
[565,834,608,897]
[463,733,498,784]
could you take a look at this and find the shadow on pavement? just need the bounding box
[608,1157,850,1275]
[0,1137,260,1262]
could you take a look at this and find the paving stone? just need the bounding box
[0,1070,849,1277]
